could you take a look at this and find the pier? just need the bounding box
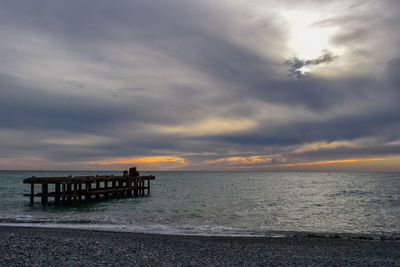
[23,167,155,205]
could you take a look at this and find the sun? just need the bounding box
[291,27,327,60]
[281,10,338,61]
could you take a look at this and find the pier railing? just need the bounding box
[23,175,155,205]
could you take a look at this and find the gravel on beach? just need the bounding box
[1,226,399,266]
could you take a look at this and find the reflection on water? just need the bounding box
[0,171,399,236]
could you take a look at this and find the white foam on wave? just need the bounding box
[0,222,281,237]
[1,222,398,240]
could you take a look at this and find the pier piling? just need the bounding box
[23,168,155,205]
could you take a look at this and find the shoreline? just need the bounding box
[1,226,400,266]
[1,222,399,241]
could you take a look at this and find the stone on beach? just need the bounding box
[1,226,400,266]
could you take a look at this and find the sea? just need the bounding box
[0,171,399,240]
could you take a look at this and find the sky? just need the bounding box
[1,0,400,171]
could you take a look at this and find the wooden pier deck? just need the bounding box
[23,168,155,205]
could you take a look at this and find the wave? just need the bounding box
[0,221,399,241]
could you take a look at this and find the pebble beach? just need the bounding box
[1,226,399,266]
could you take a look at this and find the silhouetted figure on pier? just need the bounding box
[129,167,140,177]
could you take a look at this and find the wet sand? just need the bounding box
[1,226,399,266]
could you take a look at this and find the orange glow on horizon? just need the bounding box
[204,155,274,165]
[276,157,394,167]
[81,154,400,171]
[201,155,400,170]
[87,156,186,169]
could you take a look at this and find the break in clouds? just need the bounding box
[0,0,400,170]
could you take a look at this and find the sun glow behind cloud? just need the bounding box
[280,9,344,74]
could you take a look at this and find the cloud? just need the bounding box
[293,138,373,154]
[0,0,400,170]
[87,156,186,170]
[285,50,336,78]
[154,118,257,136]
[386,58,400,86]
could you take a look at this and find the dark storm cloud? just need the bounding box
[230,70,389,113]
[220,103,400,147]
[0,0,280,74]
[387,58,400,87]
[0,0,280,127]
[0,75,121,131]
[285,51,336,78]
[0,73,178,132]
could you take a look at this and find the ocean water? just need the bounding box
[0,171,399,239]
